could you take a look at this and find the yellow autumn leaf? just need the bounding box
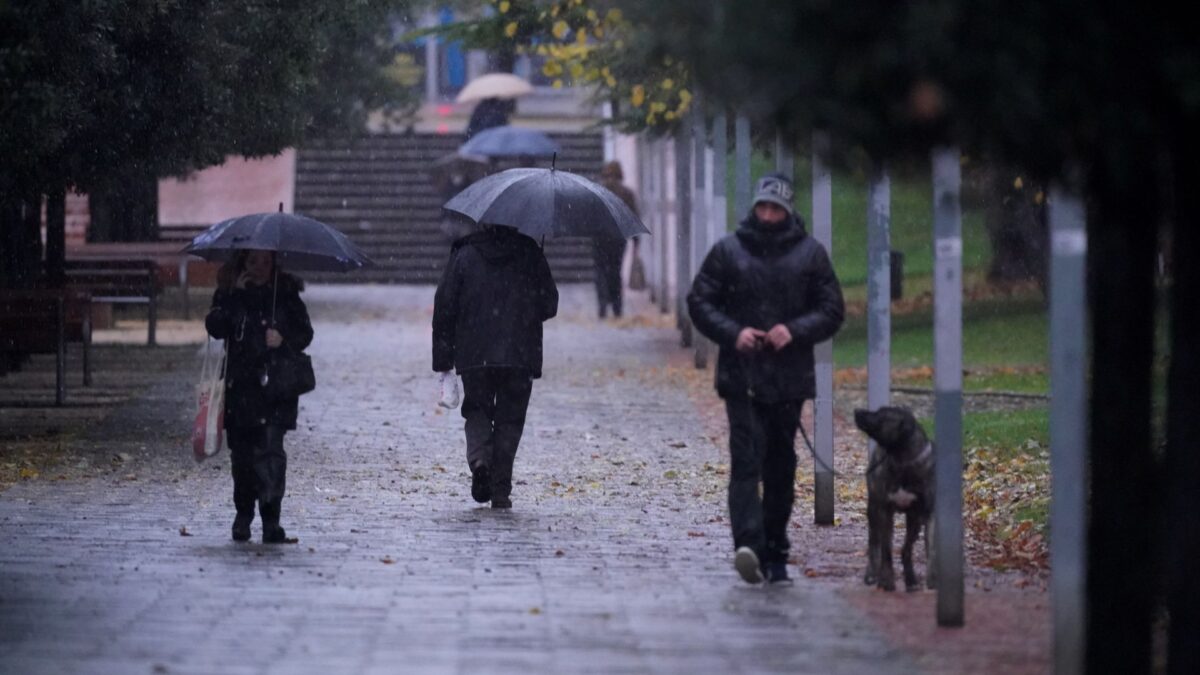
[1034,190,1045,205]
[542,60,562,77]
[605,74,616,88]
[661,78,674,90]
[552,20,569,39]
[499,0,510,13]
[504,21,518,38]
[678,88,692,104]
[569,62,584,79]
[593,25,604,39]
[1013,176,1024,190]
[587,9,598,22]
[552,79,563,89]
[664,111,676,121]
[606,8,623,23]
[630,84,645,107]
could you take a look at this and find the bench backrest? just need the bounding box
[64,259,161,297]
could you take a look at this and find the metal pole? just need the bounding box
[1049,181,1088,672]
[676,128,694,346]
[932,147,964,627]
[602,101,616,163]
[775,131,793,182]
[659,140,672,315]
[866,163,891,414]
[422,12,439,103]
[735,116,752,220]
[692,101,709,368]
[811,131,835,525]
[711,114,728,245]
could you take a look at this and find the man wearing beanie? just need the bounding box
[687,172,845,584]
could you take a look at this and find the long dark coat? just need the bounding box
[432,227,558,378]
[205,275,313,429]
[688,214,845,402]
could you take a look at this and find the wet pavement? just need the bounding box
[0,285,1045,674]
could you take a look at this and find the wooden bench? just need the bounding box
[0,290,93,405]
[67,242,217,321]
[62,259,161,345]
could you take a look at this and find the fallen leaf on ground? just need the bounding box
[179,527,192,537]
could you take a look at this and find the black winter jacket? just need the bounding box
[432,227,558,378]
[687,214,844,402]
[205,275,314,429]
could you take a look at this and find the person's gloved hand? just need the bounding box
[438,371,460,409]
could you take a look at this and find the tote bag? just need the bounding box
[192,338,227,462]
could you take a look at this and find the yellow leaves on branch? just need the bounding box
[630,84,646,107]
[504,21,518,38]
[552,20,570,39]
[498,0,510,13]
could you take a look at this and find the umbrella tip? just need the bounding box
[278,202,284,213]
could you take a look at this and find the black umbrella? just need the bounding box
[442,166,649,240]
[458,125,560,159]
[183,209,373,272]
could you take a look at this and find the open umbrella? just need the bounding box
[183,209,373,272]
[443,165,649,240]
[459,125,560,159]
[455,73,533,104]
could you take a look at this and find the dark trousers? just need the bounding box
[461,368,534,500]
[725,397,802,564]
[227,426,288,524]
[593,238,626,317]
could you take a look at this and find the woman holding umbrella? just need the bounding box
[204,250,313,544]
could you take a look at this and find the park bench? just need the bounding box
[62,259,161,345]
[0,289,93,405]
[66,241,217,322]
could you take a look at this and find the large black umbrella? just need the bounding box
[458,125,560,159]
[183,210,373,272]
[443,166,649,240]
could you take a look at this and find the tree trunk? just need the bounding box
[983,167,1048,292]
[0,190,40,288]
[1165,131,1199,675]
[45,187,67,288]
[86,168,159,242]
[1085,150,1160,675]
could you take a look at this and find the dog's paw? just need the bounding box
[864,572,877,586]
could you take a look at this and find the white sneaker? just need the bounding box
[735,547,764,584]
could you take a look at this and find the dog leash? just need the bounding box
[741,351,842,477]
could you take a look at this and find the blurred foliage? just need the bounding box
[621,0,1200,181]
[0,0,417,196]
[404,0,691,134]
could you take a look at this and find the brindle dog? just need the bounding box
[854,406,936,592]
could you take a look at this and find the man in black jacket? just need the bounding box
[688,173,845,584]
[433,225,558,509]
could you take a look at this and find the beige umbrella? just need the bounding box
[455,73,533,104]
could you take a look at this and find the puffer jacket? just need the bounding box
[687,213,844,402]
[432,227,558,378]
[204,274,313,429]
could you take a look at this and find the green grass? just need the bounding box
[919,407,1051,461]
[832,295,1049,374]
[724,150,991,288]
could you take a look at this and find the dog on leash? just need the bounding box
[854,406,936,592]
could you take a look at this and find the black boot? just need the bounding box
[259,500,292,544]
[490,456,514,509]
[231,511,253,542]
[471,463,492,503]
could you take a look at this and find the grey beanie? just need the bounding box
[752,172,795,215]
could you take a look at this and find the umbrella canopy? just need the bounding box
[443,167,650,240]
[458,125,559,159]
[455,73,533,104]
[428,152,491,197]
[183,211,373,272]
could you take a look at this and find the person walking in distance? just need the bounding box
[687,173,845,584]
[594,161,638,318]
[433,224,558,509]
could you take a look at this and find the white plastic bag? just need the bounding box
[192,338,228,462]
[438,371,460,409]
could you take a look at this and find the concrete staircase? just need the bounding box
[295,133,603,284]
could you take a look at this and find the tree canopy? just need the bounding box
[0,0,415,197]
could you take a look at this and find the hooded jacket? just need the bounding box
[432,227,559,378]
[687,213,845,402]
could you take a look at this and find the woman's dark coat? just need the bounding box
[687,214,845,403]
[205,275,313,429]
[432,227,558,378]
